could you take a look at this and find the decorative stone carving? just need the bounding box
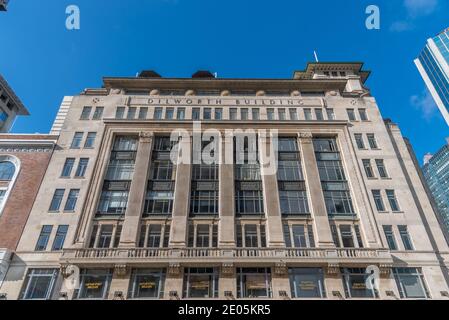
[92,98,100,104]
[139,132,154,143]
[60,264,76,278]
[326,263,340,275]
[150,89,160,96]
[274,262,288,276]
[256,90,266,96]
[379,264,393,276]
[168,263,182,276]
[290,90,300,97]
[114,264,128,277]
[185,89,196,96]
[298,132,313,140]
[220,90,231,96]
[221,263,235,276]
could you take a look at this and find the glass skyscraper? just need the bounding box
[415,28,449,126]
[422,140,449,234]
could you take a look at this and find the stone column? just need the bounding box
[298,133,335,248]
[107,265,131,300]
[259,133,285,247]
[170,135,192,248]
[219,132,236,247]
[119,132,153,248]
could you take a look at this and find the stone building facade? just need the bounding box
[0,134,57,291]
[1,63,449,300]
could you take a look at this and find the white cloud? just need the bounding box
[404,0,438,17]
[410,90,438,121]
[390,21,414,32]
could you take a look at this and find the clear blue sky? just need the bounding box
[1,0,448,163]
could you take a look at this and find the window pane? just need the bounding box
[20,269,58,300]
[49,189,64,211]
[52,225,69,251]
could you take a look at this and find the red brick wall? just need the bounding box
[0,150,52,250]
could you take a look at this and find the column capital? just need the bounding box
[297,132,313,140]
[139,131,154,143]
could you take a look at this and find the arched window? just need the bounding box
[0,161,15,181]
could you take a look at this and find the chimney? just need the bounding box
[423,153,433,165]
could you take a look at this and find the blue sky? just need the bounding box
[1,0,448,163]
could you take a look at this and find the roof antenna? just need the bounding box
[314,50,319,63]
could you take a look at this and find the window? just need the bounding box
[136,107,147,119]
[362,159,375,178]
[203,108,211,120]
[215,108,222,120]
[64,189,79,211]
[192,108,200,120]
[189,224,217,248]
[304,108,312,120]
[358,108,368,121]
[340,225,355,248]
[289,268,326,298]
[354,134,365,149]
[367,134,378,149]
[236,224,266,248]
[267,108,275,120]
[61,158,75,177]
[128,269,166,299]
[235,190,264,215]
[147,225,162,248]
[98,191,129,214]
[387,190,400,212]
[92,107,104,120]
[71,132,83,149]
[52,225,68,251]
[190,191,218,215]
[315,109,324,120]
[177,107,186,120]
[84,132,97,148]
[154,107,163,120]
[252,108,260,120]
[326,108,336,120]
[75,269,112,300]
[244,225,258,248]
[183,268,219,299]
[80,106,92,120]
[278,108,286,120]
[383,225,397,250]
[97,225,114,248]
[127,107,137,119]
[35,225,53,251]
[347,109,356,121]
[342,268,378,298]
[375,159,388,178]
[0,161,15,180]
[230,108,238,120]
[289,108,298,120]
[237,268,272,298]
[115,106,125,119]
[19,269,58,300]
[280,191,309,215]
[166,107,174,120]
[241,108,249,120]
[49,189,64,211]
[398,225,414,250]
[393,268,429,299]
[75,158,89,177]
[372,190,385,211]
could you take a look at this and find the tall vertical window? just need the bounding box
[267,108,275,120]
[283,224,315,248]
[84,132,97,148]
[289,108,298,120]
[375,159,388,178]
[367,134,378,149]
[383,225,397,250]
[52,225,69,251]
[92,107,104,120]
[393,268,429,299]
[128,269,166,299]
[127,107,137,119]
[19,269,59,300]
[358,109,368,121]
[35,225,53,251]
[326,108,336,120]
[64,189,80,211]
[386,190,400,212]
[115,106,125,119]
[61,158,75,177]
[239,108,247,120]
[315,109,324,120]
[230,108,238,120]
[372,190,385,211]
[192,108,200,120]
[188,224,218,248]
[177,107,186,120]
[97,225,114,248]
[398,225,414,250]
[0,161,15,180]
[342,268,378,298]
[252,108,260,120]
[278,108,286,120]
[347,109,356,121]
[362,159,375,178]
[214,108,222,120]
[340,225,355,248]
[80,106,92,120]
[313,138,355,216]
[166,107,174,120]
[49,189,65,211]
[354,134,365,149]
[138,223,170,248]
[145,137,175,215]
[97,136,137,215]
[75,158,89,178]
[71,132,83,149]
[304,108,313,120]
[154,107,163,120]
[138,107,148,119]
[236,224,266,248]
